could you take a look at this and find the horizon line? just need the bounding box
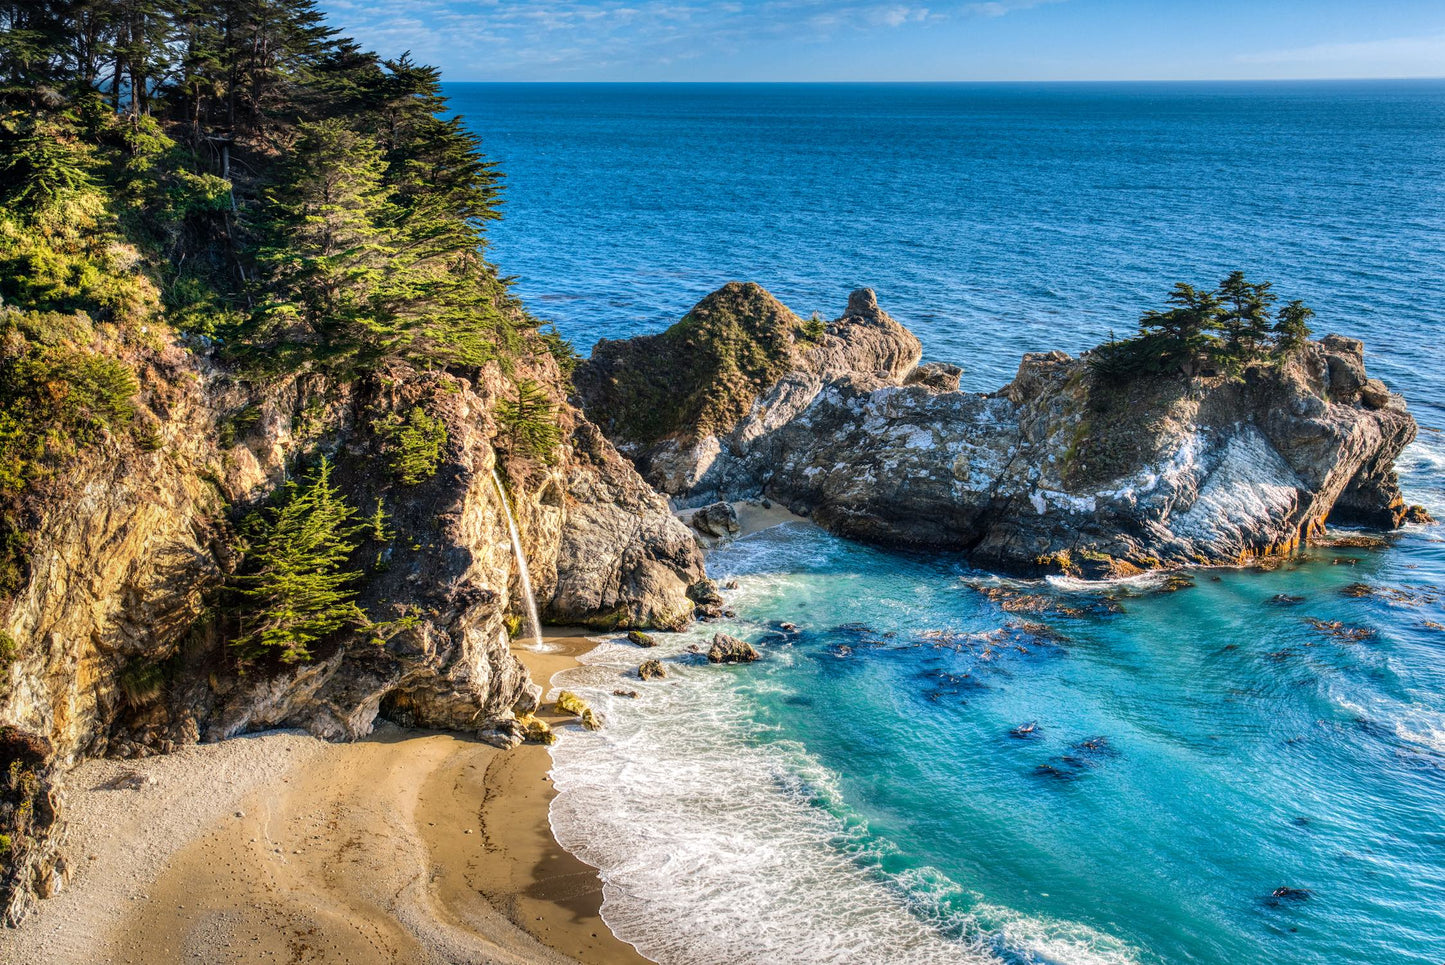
[438,76,1445,85]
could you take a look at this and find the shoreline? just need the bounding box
[0,630,648,965]
[0,504,801,965]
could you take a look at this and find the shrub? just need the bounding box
[494,379,561,461]
[377,406,448,485]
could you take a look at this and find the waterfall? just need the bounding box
[491,466,552,653]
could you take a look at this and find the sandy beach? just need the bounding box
[0,630,649,965]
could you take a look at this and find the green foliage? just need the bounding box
[375,406,448,485]
[0,113,97,214]
[367,499,392,542]
[217,403,263,448]
[537,323,579,376]
[0,631,16,690]
[233,457,367,663]
[495,379,561,461]
[583,282,806,446]
[1274,300,1314,355]
[118,658,167,709]
[800,312,826,342]
[1091,273,1315,384]
[0,308,140,595]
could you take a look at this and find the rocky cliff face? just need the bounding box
[578,285,1425,579]
[0,340,707,924]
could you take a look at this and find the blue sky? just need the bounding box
[320,0,1445,82]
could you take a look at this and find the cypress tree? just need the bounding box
[1273,299,1314,355]
[234,456,366,663]
[1216,271,1276,363]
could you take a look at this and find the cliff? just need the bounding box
[577,284,1426,579]
[0,339,707,924]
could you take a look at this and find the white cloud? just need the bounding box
[964,0,1067,18]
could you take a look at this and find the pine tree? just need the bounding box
[1136,282,1222,377]
[1216,270,1276,362]
[1273,299,1314,355]
[234,456,366,662]
[255,118,402,362]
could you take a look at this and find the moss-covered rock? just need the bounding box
[575,282,810,449]
[638,658,667,681]
[626,629,657,648]
[516,713,555,745]
[554,690,589,716]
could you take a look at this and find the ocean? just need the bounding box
[447,82,1445,965]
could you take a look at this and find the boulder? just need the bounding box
[638,659,667,681]
[905,361,964,391]
[707,633,759,664]
[626,629,657,647]
[690,501,740,538]
[554,691,589,716]
[687,578,727,620]
[516,714,555,745]
[479,719,525,749]
[1360,378,1392,410]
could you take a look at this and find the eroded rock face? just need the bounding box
[581,284,1421,577]
[0,345,707,923]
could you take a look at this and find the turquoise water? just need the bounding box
[451,83,1445,963]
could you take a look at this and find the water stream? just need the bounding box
[490,465,551,653]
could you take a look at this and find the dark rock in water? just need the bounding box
[1010,721,1040,739]
[627,629,658,647]
[1268,593,1306,607]
[708,633,760,664]
[613,689,641,699]
[1032,763,1071,781]
[687,578,726,620]
[690,500,740,539]
[1157,574,1196,593]
[723,579,740,590]
[578,284,1419,577]
[835,622,873,633]
[1339,582,1374,598]
[638,659,667,681]
[1404,504,1434,525]
[1291,816,1311,827]
[1267,886,1313,904]
[723,608,736,618]
[778,622,798,633]
[1305,618,1376,643]
[1071,736,1118,757]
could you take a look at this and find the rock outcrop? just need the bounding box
[707,633,759,664]
[576,282,921,499]
[578,284,1424,578]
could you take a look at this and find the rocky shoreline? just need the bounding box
[579,283,1429,579]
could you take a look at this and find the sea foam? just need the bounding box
[546,606,1138,965]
